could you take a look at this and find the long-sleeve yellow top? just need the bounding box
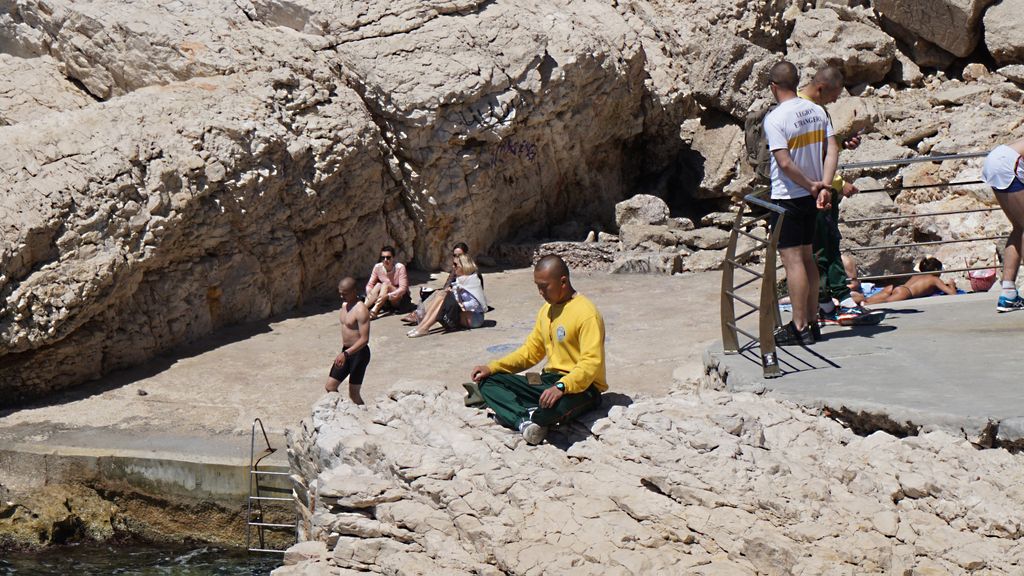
[487,293,608,393]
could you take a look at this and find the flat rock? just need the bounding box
[675,227,731,250]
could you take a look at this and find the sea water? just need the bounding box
[0,543,280,575]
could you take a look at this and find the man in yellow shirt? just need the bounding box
[470,255,607,445]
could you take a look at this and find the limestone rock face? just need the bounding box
[0,72,392,402]
[0,0,681,403]
[984,0,1024,66]
[875,0,995,58]
[0,54,93,125]
[788,8,896,85]
[283,386,1024,575]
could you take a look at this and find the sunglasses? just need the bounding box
[381,255,393,261]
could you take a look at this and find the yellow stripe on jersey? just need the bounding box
[787,129,825,151]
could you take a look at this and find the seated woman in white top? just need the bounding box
[407,254,487,337]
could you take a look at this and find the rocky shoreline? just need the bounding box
[277,375,1024,575]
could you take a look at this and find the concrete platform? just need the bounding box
[705,290,1024,447]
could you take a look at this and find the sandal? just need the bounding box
[406,329,427,338]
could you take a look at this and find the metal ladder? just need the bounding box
[246,418,296,554]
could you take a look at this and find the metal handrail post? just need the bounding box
[759,216,784,379]
[721,203,746,353]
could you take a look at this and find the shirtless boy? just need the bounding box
[325,277,371,404]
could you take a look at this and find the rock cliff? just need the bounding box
[3,0,1024,402]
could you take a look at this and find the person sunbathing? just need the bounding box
[864,257,957,304]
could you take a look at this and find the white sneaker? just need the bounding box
[518,420,548,445]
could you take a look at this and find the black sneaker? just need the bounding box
[811,321,823,342]
[774,322,814,346]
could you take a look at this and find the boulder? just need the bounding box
[927,84,992,107]
[679,114,752,199]
[700,211,740,229]
[997,65,1024,85]
[619,224,677,251]
[615,194,670,228]
[888,50,924,87]
[788,9,896,85]
[609,251,682,274]
[826,97,878,143]
[668,217,696,231]
[984,0,1024,66]
[674,227,731,250]
[684,248,727,272]
[875,0,995,58]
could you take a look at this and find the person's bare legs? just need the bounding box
[865,285,894,305]
[882,285,913,303]
[780,245,814,331]
[348,384,364,405]
[995,191,1024,285]
[365,284,383,317]
[803,246,819,327]
[325,377,342,392]
[367,281,394,317]
[409,291,447,336]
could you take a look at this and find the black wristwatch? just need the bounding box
[342,350,350,360]
[555,382,565,392]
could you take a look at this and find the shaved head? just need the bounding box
[769,61,799,92]
[535,254,570,278]
[534,255,574,305]
[812,66,844,90]
[338,277,356,291]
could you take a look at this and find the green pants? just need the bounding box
[479,372,602,429]
[813,194,851,304]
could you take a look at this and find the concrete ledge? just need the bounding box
[705,291,1024,448]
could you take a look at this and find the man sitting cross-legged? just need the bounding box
[469,255,606,445]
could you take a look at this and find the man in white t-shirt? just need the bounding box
[763,61,839,346]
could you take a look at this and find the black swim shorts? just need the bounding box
[770,195,817,249]
[328,346,371,386]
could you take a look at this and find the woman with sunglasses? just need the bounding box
[402,242,482,325]
[407,253,487,337]
[365,245,409,319]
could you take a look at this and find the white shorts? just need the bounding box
[982,145,1024,193]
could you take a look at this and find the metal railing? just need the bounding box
[720,151,1002,379]
[721,191,785,378]
[836,152,1004,282]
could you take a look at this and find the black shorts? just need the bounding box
[328,346,371,386]
[770,196,817,249]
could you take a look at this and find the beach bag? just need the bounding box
[968,268,997,292]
